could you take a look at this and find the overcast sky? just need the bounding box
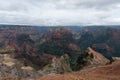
[0,0,120,26]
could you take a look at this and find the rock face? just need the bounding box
[43,54,72,74]
[0,46,15,54]
[87,47,110,65]
[0,64,44,80]
[42,28,81,55]
[0,54,43,80]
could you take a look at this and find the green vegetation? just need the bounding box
[72,51,93,71]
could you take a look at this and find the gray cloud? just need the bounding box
[0,0,120,26]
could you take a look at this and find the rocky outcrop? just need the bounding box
[0,46,15,54]
[43,54,72,74]
[0,64,44,80]
[87,47,110,65]
[0,54,43,80]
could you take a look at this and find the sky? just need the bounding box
[0,0,120,26]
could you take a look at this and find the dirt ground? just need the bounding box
[37,59,120,80]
